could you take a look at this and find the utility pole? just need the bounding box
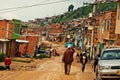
[90,0,97,59]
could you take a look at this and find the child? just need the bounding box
[5,55,11,70]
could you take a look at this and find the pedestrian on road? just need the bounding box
[93,54,100,72]
[49,48,54,58]
[33,46,38,58]
[4,55,11,70]
[53,49,60,56]
[62,46,75,75]
[81,51,88,72]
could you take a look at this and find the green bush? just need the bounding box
[40,47,46,50]
[0,53,5,62]
[12,59,33,63]
[37,54,49,59]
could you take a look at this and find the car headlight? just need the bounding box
[99,66,111,70]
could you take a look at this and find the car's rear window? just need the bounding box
[101,50,120,60]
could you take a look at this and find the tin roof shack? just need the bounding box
[100,11,117,45]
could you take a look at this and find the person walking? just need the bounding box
[4,55,11,70]
[33,46,38,58]
[62,46,75,75]
[53,49,59,56]
[49,48,54,58]
[93,54,100,72]
[81,51,88,72]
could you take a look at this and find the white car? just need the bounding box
[96,48,120,80]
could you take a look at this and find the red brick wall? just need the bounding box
[109,12,116,39]
[0,20,13,39]
[0,20,7,38]
[116,34,120,45]
[19,36,39,55]
[19,44,26,55]
[27,36,38,54]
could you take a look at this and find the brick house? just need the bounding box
[18,27,41,56]
[0,19,21,57]
[99,11,117,46]
[0,20,12,56]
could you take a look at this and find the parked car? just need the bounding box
[38,50,50,54]
[96,48,120,80]
[64,42,74,48]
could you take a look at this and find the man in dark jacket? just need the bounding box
[81,53,88,72]
[93,54,100,72]
[33,46,38,58]
[62,46,75,75]
[79,49,89,72]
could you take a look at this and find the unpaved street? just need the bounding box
[0,42,95,80]
[0,57,95,80]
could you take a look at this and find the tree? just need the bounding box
[68,4,74,12]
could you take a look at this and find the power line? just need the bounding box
[0,8,24,13]
[0,0,54,13]
[0,0,68,12]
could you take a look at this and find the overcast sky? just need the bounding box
[0,0,93,21]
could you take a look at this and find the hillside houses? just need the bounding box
[45,23,66,42]
[0,0,120,59]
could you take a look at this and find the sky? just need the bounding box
[0,0,93,21]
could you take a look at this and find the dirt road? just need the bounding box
[0,41,95,80]
[0,57,95,80]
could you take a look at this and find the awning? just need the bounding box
[0,39,9,42]
[16,40,29,43]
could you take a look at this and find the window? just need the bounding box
[105,20,110,31]
[101,50,120,60]
[14,24,20,33]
